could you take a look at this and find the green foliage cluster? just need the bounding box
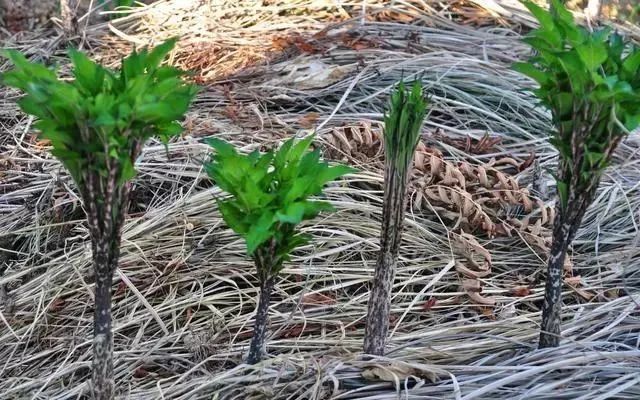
[206,136,354,280]
[5,0,635,367]
[1,38,198,188]
[513,0,640,207]
[2,38,198,396]
[383,80,428,171]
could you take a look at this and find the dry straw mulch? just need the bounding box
[1,1,640,399]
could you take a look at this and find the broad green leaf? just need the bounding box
[552,92,573,119]
[550,0,575,26]
[585,150,604,168]
[276,202,306,224]
[122,51,144,82]
[301,200,334,219]
[576,41,608,71]
[17,97,49,120]
[155,66,184,80]
[522,37,556,59]
[549,137,571,159]
[69,49,105,95]
[523,1,562,48]
[218,200,249,235]
[622,51,640,74]
[624,114,640,132]
[37,125,73,147]
[512,62,550,86]
[157,121,183,139]
[145,38,178,71]
[288,134,315,165]
[246,211,276,254]
[317,164,355,186]
[118,103,132,119]
[137,102,175,121]
[2,50,57,82]
[207,138,237,158]
[119,157,137,184]
[283,176,315,203]
[297,148,322,177]
[608,33,625,61]
[274,137,295,171]
[95,112,117,127]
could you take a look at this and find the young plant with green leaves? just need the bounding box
[363,80,428,356]
[205,135,353,364]
[1,39,198,398]
[513,0,640,348]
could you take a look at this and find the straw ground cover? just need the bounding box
[1,1,639,399]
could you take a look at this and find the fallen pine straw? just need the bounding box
[1,1,640,399]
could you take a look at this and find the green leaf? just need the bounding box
[523,1,562,48]
[624,114,640,132]
[145,38,178,71]
[122,51,144,82]
[550,0,575,26]
[157,121,183,139]
[207,138,238,158]
[301,200,334,219]
[512,62,550,86]
[283,175,316,203]
[288,134,315,165]
[119,157,137,184]
[549,136,571,159]
[36,123,73,147]
[274,137,295,171]
[622,51,640,74]
[218,200,249,235]
[69,49,105,95]
[585,150,604,168]
[136,102,175,121]
[276,202,306,224]
[317,164,355,186]
[17,97,49,120]
[556,180,569,209]
[384,80,428,171]
[245,211,276,255]
[2,50,58,82]
[552,92,573,119]
[95,112,117,127]
[576,40,608,71]
[608,33,625,61]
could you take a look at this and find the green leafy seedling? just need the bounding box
[205,135,354,364]
[513,0,640,348]
[363,79,428,356]
[1,39,198,398]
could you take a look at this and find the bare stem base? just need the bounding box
[247,277,275,364]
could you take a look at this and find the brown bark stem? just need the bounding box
[246,277,275,364]
[91,237,116,399]
[539,176,597,348]
[84,174,129,399]
[538,212,571,348]
[363,160,409,356]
